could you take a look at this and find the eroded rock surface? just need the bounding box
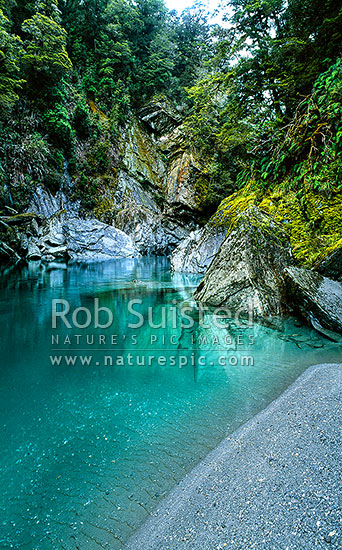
[63,218,134,261]
[315,246,342,282]
[116,204,189,255]
[171,225,227,273]
[284,266,342,335]
[194,206,294,316]
[27,186,135,262]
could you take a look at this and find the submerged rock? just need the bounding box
[194,206,294,316]
[63,218,135,261]
[171,225,227,273]
[284,266,342,336]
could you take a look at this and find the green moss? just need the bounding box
[312,238,342,268]
[259,188,342,266]
[86,140,111,175]
[209,184,259,228]
[93,173,118,223]
[120,119,164,190]
[214,182,342,267]
[194,173,210,210]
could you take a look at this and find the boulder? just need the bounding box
[63,218,135,261]
[194,206,294,316]
[284,266,342,336]
[315,245,342,281]
[171,225,227,273]
[39,216,68,260]
[28,186,136,262]
[41,245,69,260]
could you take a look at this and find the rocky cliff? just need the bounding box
[0,99,208,263]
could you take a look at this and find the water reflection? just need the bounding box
[0,257,340,550]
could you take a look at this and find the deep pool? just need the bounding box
[0,257,340,549]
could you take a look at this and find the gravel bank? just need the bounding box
[124,363,342,550]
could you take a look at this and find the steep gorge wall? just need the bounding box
[0,99,209,262]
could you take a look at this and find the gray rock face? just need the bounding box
[63,218,135,261]
[111,118,196,254]
[14,108,206,263]
[284,266,342,335]
[120,119,166,189]
[139,99,181,135]
[116,204,189,255]
[165,150,202,213]
[315,247,342,281]
[194,206,294,316]
[29,186,80,219]
[171,225,227,273]
[27,186,135,262]
[26,240,41,261]
[39,217,69,260]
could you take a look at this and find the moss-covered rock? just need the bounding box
[210,184,342,268]
[314,240,342,281]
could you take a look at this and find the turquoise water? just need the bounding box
[0,257,340,550]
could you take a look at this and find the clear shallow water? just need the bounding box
[0,257,340,550]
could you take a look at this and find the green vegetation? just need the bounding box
[0,0,212,212]
[184,0,342,214]
[0,0,341,265]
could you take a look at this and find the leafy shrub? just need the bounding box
[73,98,92,139]
[43,104,74,150]
[250,59,342,192]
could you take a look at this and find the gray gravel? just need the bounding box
[124,363,342,550]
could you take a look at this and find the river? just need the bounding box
[0,257,340,549]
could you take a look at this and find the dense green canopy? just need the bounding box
[0,0,341,212]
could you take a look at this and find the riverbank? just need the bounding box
[125,363,342,549]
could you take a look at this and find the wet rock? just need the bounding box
[194,206,294,316]
[284,266,342,335]
[63,218,135,261]
[41,245,68,260]
[171,225,227,274]
[27,240,41,261]
[315,246,342,282]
